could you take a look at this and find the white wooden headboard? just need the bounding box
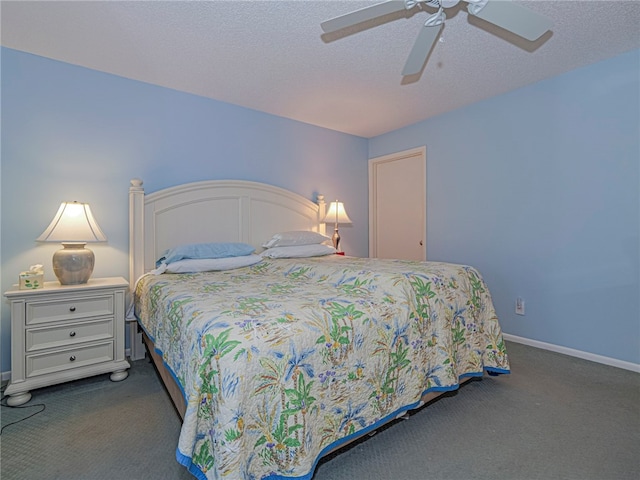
[129,178,326,281]
[128,178,326,359]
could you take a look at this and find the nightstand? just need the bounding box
[4,277,130,406]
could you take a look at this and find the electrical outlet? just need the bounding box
[515,297,525,316]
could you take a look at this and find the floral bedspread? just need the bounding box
[135,256,510,480]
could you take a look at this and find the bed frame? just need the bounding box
[127,178,470,424]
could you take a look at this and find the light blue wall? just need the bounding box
[0,48,369,373]
[369,49,640,365]
[3,47,638,374]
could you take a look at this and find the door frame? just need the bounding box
[368,146,427,259]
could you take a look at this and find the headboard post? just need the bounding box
[129,178,145,287]
[317,194,326,236]
[128,178,146,360]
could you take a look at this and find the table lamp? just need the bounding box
[323,200,352,253]
[36,201,107,285]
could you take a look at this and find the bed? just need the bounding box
[128,179,510,480]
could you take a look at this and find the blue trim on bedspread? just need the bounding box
[138,319,208,479]
[138,311,508,480]
[260,367,510,480]
[134,257,512,480]
[138,319,189,405]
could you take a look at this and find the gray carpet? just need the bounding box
[1,342,638,480]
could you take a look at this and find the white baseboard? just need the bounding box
[503,333,640,373]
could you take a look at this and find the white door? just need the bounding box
[369,147,426,260]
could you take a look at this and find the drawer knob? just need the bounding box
[69,306,76,312]
[69,331,76,337]
[69,355,76,362]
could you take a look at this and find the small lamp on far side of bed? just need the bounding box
[323,200,352,253]
[36,201,107,285]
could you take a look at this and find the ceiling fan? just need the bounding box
[321,0,553,76]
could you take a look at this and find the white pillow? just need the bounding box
[260,244,336,258]
[164,254,262,273]
[262,230,330,248]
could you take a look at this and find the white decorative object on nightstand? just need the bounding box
[4,277,130,406]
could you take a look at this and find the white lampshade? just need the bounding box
[37,201,107,243]
[323,201,352,225]
[37,202,107,285]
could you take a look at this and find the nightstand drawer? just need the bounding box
[26,295,114,325]
[26,318,114,352]
[26,342,114,378]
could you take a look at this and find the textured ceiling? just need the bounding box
[2,0,639,138]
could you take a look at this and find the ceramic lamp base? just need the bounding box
[332,226,342,253]
[53,243,95,285]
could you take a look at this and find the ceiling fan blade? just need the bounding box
[402,23,442,76]
[467,0,552,41]
[321,0,408,33]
